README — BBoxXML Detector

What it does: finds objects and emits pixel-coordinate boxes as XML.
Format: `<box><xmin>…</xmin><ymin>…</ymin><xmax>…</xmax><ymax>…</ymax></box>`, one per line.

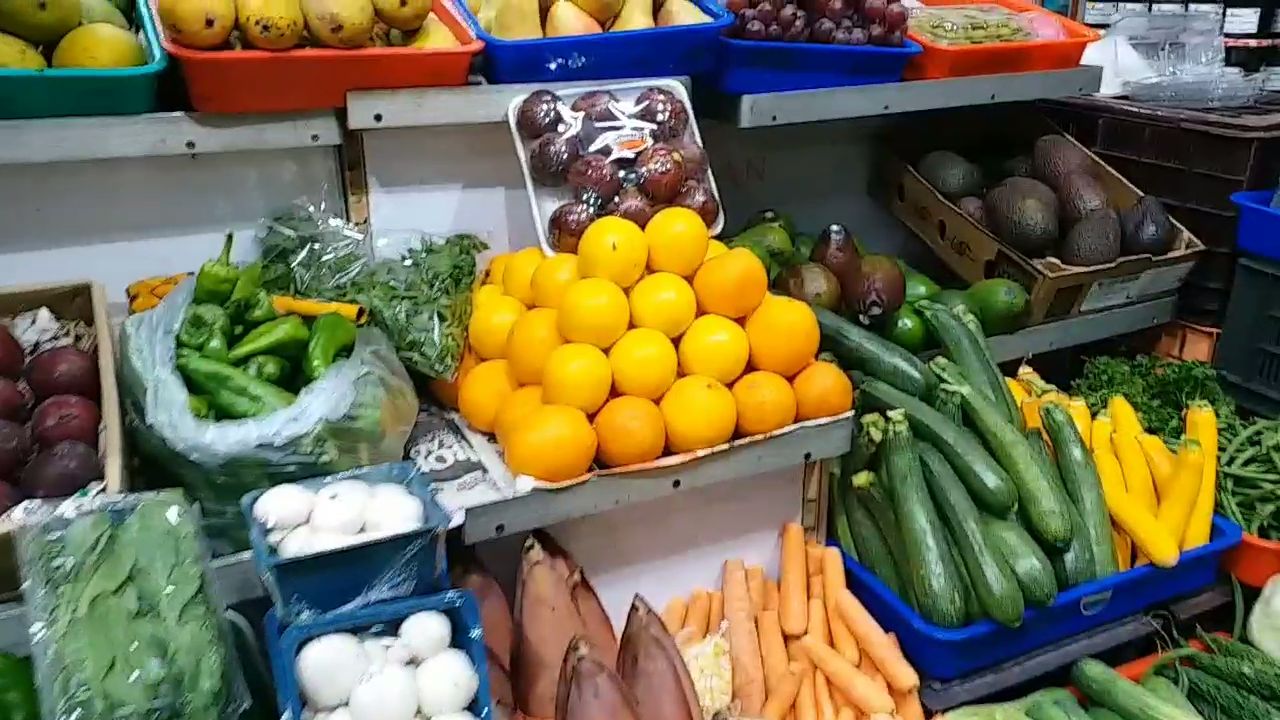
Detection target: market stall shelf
<box><xmin>984</xmin><ymin>295</ymin><xmax>1176</xmax><ymax>363</ymax></box>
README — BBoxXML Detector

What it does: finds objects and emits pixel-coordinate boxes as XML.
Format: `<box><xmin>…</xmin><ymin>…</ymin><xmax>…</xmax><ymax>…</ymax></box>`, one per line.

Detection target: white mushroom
<box><xmin>348</xmin><ymin>664</ymin><xmax>418</xmax><ymax>720</ymax></box>
<box><xmin>277</xmin><ymin>526</ymin><xmax>316</xmax><ymax>559</ymax></box>
<box><xmin>415</xmin><ymin>648</ymin><xmax>478</xmax><ymax>716</ymax></box>
<box><xmin>311</xmin><ymin>483</ymin><xmax>370</xmax><ymax>535</ymax></box>
<box><xmin>398</xmin><ymin>610</ymin><xmax>451</xmax><ymax>662</ymax></box>
<box><xmin>363</xmin><ymin>485</ymin><xmax>425</xmax><ymax>535</ymax></box>
<box><xmin>253</xmin><ymin>484</ymin><xmax>315</xmax><ymax>531</ymax></box>
<box><xmin>295</xmin><ymin>633</ymin><xmax>369</xmax><ymax>710</ymax></box>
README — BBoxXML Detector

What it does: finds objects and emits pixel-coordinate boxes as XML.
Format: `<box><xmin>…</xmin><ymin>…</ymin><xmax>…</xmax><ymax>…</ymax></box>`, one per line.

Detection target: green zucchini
<box><xmin>932</xmin><ymin>357</ymin><xmax>1072</xmax><ymax>549</ymax></box>
<box><xmin>855</xmin><ymin>462</ymin><xmax>917</xmax><ymax>610</ymax></box>
<box><xmin>1026</xmin><ymin>700</ymin><xmax>1074</xmax><ymax>720</ymax></box>
<box><xmin>981</xmin><ymin>515</ymin><xmax>1058</xmax><ymax>607</ymax></box>
<box><xmin>1042</xmin><ymin>404</ymin><xmax>1118</xmax><ymax>577</ymax></box>
<box><xmin>1139</xmin><ymin>674</ymin><xmax>1202</xmax><ymax>717</ymax></box>
<box><xmin>847</xmin><ymin>413</ymin><xmax>886</xmax><ymax>474</ymax></box>
<box><xmin>954</xmin><ymin>304</ymin><xmax>1024</xmax><ymax>430</ymax></box>
<box><xmin>1176</xmin><ymin>667</ymin><xmax>1275</xmax><ymax>720</ymax></box>
<box><xmin>935</xmin><ymin>383</ymin><xmax>964</xmax><ymax>426</ymax></box>
<box><xmin>941</xmin><ymin>522</ymin><xmax>983</xmax><ymax>622</ymax></box>
<box><xmin>845</xmin><ymin>471</ymin><xmax>907</xmax><ymax>599</ymax></box>
<box><xmin>1072</xmin><ymin>658</ymin><xmax>1202</xmax><ymax>720</ymax></box>
<box><xmin>917</xmin><ymin>440</ymin><xmax>1025</xmax><ymax>627</ymax></box>
<box><xmin>1026</xmin><ymin>429</ymin><xmax>1096</xmax><ymax>588</ymax></box>
<box><xmin>830</xmin><ymin>460</ymin><xmax>858</xmax><ymax>561</ymax></box>
<box><xmin>856</xmin><ymin>375</ymin><xmax>1018</xmax><ymax>515</ymax></box>
<box><xmin>1086</xmin><ymin>708</ymin><xmax>1125</xmax><ymax>720</ymax></box>
<box><xmin>815</xmin><ymin>305</ymin><xmax>937</xmax><ymax>398</ymax></box>
<box><xmin>918</xmin><ymin>300</ymin><xmax>1021</xmax><ymax>427</ymax></box>
<box><xmin>881</xmin><ymin>409</ymin><xmax>967</xmax><ymax>628</ymax></box>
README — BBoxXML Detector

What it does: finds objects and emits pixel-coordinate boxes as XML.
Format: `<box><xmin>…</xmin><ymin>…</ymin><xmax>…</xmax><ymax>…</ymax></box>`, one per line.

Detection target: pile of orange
<box><xmin>441</xmin><ymin>207</ymin><xmax>854</xmax><ymax>483</ymax></box>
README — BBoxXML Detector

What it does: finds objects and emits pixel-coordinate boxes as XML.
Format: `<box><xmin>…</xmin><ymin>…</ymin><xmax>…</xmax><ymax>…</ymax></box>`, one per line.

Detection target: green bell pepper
<box><xmin>242</xmin><ymin>355</ymin><xmax>291</xmax><ymax>386</ymax></box>
<box><xmin>177</xmin><ymin>304</ymin><xmax>231</xmax><ymax>362</ymax></box>
<box><xmin>304</xmin><ymin>313</ymin><xmax>358</xmax><ymax>381</ymax></box>
<box><xmin>177</xmin><ymin>353</ymin><xmax>296</xmax><ymax>419</ymax></box>
<box><xmin>0</xmin><ymin>654</ymin><xmax>40</xmax><ymax>720</ymax></box>
<box><xmin>227</xmin><ymin>315</ymin><xmax>310</xmax><ymax>363</ymax></box>
<box><xmin>194</xmin><ymin>232</ymin><xmax>239</xmax><ymax>305</ymax></box>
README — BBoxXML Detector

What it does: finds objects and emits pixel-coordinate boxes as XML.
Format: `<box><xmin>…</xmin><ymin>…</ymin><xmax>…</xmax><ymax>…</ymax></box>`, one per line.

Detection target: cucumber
<box><xmin>932</xmin><ymin>357</ymin><xmax>1073</xmax><ymax>549</ymax></box>
<box><xmin>1027</xmin><ymin>429</ymin><xmax>1096</xmax><ymax>588</ymax></box>
<box><xmin>1072</xmin><ymin>659</ymin><xmax>1202</xmax><ymax>720</ymax></box>
<box><xmin>1026</xmin><ymin>700</ymin><xmax>1074</xmax><ymax>720</ymax></box>
<box><xmin>881</xmin><ymin>409</ymin><xmax>967</xmax><ymax>628</ymax></box>
<box><xmin>981</xmin><ymin>515</ymin><xmax>1058</xmax><ymax>607</ymax></box>
<box><xmin>856</xmin><ymin>375</ymin><xmax>1018</xmax><ymax>516</ymax></box>
<box><xmin>1042</xmin><ymin>404</ymin><xmax>1118</xmax><ymax>578</ymax></box>
<box><xmin>856</xmin><ymin>462</ymin><xmax>917</xmax><ymax>610</ymax></box>
<box><xmin>917</xmin><ymin>441</ymin><xmax>1025</xmax><ymax>627</ymax></box>
<box><xmin>918</xmin><ymin>300</ymin><xmax>1021</xmax><ymax>427</ymax></box>
<box><xmin>815</xmin><ymin>305</ymin><xmax>937</xmax><ymax>398</ymax></box>
<box><xmin>845</xmin><ymin>471</ymin><xmax>907</xmax><ymax>599</ymax></box>
<box><xmin>1139</xmin><ymin>675</ymin><xmax>1202</xmax><ymax>717</ymax></box>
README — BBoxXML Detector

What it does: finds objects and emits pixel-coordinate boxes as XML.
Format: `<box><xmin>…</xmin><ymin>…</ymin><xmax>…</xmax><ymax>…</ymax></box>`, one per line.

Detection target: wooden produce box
<box><xmin>0</xmin><ymin>280</ymin><xmax>124</xmax><ymax>598</ymax></box>
<box><xmin>881</xmin><ymin>113</ymin><xmax>1205</xmax><ymax>324</ymax></box>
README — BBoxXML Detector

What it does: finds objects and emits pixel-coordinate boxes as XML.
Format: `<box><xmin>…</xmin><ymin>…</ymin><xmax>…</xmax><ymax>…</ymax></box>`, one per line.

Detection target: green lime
<box><xmin>885</xmin><ymin>305</ymin><xmax>930</xmax><ymax>354</ymax></box>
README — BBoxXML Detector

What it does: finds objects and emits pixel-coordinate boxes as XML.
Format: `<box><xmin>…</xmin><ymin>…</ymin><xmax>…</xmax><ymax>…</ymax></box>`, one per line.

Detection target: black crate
<box><xmin>1216</xmin><ymin>256</ymin><xmax>1280</xmax><ymax>416</ymax></box>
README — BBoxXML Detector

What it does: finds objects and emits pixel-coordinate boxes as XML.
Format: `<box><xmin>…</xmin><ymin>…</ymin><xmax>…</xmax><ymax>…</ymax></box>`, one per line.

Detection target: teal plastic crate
<box><xmin>0</xmin><ymin>0</ymin><xmax>167</xmax><ymax>119</ymax></box>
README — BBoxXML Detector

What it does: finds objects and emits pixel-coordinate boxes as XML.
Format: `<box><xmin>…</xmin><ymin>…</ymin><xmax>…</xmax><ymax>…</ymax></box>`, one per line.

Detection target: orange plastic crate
<box><xmin>1225</xmin><ymin>532</ymin><xmax>1280</xmax><ymax>588</ymax></box>
<box><xmin>155</xmin><ymin>0</ymin><xmax>482</xmax><ymax>114</ymax></box>
<box><xmin>904</xmin><ymin>0</ymin><xmax>1099</xmax><ymax>80</ymax></box>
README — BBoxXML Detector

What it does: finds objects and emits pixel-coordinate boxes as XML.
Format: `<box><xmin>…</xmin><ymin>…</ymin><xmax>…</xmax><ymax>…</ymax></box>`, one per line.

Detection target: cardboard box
<box><xmin>882</xmin><ymin>114</ymin><xmax>1204</xmax><ymax>324</ymax></box>
<box><xmin>0</xmin><ymin>280</ymin><xmax>123</xmax><ymax>599</ymax></box>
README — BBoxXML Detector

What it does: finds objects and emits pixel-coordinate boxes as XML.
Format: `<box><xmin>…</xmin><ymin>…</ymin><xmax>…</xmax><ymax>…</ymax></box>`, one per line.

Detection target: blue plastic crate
<box><xmin>266</xmin><ymin>591</ymin><xmax>494</xmax><ymax>719</ymax></box>
<box><xmin>714</xmin><ymin>35</ymin><xmax>921</xmax><ymax>95</ymax></box>
<box><xmin>242</xmin><ymin>461</ymin><xmax>451</xmax><ymax>624</ymax></box>
<box><xmin>1231</xmin><ymin>190</ymin><xmax>1280</xmax><ymax>262</ymax></box>
<box><xmin>0</xmin><ymin>0</ymin><xmax>168</xmax><ymax>119</ymax></box>
<box><xmin>458</xmin><ymin>0</ymin><xmax>732</xmax><ymax>83</ymax></box>
<box><xmin>838</xmin><ymin>515</ymin><xmax>1242</xmax><ymax>681</ymax></box>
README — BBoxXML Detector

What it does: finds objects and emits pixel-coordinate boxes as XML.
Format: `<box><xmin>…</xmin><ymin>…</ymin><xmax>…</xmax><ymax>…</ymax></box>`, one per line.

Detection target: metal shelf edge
<box><xmin>986</xmin><ymin>295</ymin><xmax>1177</xmax><ymax>363</ymax></box>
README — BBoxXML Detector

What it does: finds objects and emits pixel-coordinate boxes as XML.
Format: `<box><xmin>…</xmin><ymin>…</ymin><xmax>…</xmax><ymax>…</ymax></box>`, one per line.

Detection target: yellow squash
<box><xmin>1154</xmin><ymin>438</ymin><xmax>1204</xmax><ymax>548</ymax></box>
<box><xmin>1114</xmin><ymin>432</ymin><xmax>1157</xmax><ymax>515</ymax></box>
<box><xmin>1067</xmin><ymin>397</ymin><xmax>1092</xmax><ymax>449</ymax></box>
<box><xmin>1092</xmin><ymin>413</ymin><xmax>1113</xmax><ymax>456</ymax></box>
<box><xmin>1138</xmin><ymin>433</ymin><xmax>1177</xmax><ymax>501</ymax></box>
<box><xmin>1183</xmin><ymin>402</ymin><xmax>1218</xmax><ymax>550</ymax></box>
<box><xmin>1108</xmin><ymin>395</ymin><xmax>1143</xmax><ymax>436</ymax></box>
<box><xmin>1107</xmin><ymin>499</ymin><xmax>1178</xmax><ymax>568</ymax></box>
<box><xmin>1093</xmin><ymin>443</ymin><xmax>1127</xmax><ymax>505</ymax></box>
<box><xmin>1112</xmin><ymin>526</ymin><xmax>1131</xmax><ymax>572</ymax></box>
<box><xmin>1006</xmin><ymin>377</ymin><xmax>1029</xmax><ymax>406</ymax></box>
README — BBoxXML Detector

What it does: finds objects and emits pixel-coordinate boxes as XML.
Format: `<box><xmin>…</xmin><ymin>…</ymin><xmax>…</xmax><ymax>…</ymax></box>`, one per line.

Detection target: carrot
<box><xmin>807</xmin><ymin>544</ymin><xmax>824</xmax><ymax>576</ymax></box>
<box><xmin>834</xmin><ymin>588</ymin><xmax>919</xmax><ymax>693</ymax></box>
<box><xmin>765</xmin><ymin>579</ymin><xmax>780</xmax><ymax>611</ymax></box>
<box><xmin>748</xmin><ymin>565</ymin><xmax>766</xmax><ymax>613</ymax></box>
<box><xmin>762</xmin><ymin>662</ymin><xmax>805</xmax><ymax>720</ymax></box>
<box><xmin>809</xmin><ymin>575</ymin><xmax>825</xmax><ymax>599</ymax></box>
<box><xmin>780</xmin><ymin>523</ymin><xmax>809</xmax><ymax>637</ymax></box>
<box><xmin>887</xmin><ymin>634</ymin><xmax>925</xmax><ymax>720</ymax></box>
<box><xmin>809</xmin><ymin>598</ymin><xmax>830</xmax><ymax>645</ymax></box>
<box><xmin>788</xmin><ymin>638</ymin><xmax>811</xmax><ymax>670</ymax></box>
<box><xmin>795</xmin><ymin>666</ymin><xmax>818</xmax><ymax>720</ymax></box>
<box><xmin>758</xmin><ymin>609</ymin><xmax>790</xmax><ymax>693</ymax></box>
<box><xmin>725</xmin><ymin>559</ymin><xmax>767</xmax><ymax>715</ymax></box>
<box><xmin>815</xmin><ymin>670</ymin><xmax>838</xmax><ymax>720</ymax></box>
<box><xmin>662</xmin><ymin>596</ymin><xmax>688</xmax><ymax>635</ymax></box>
<box><xmin>709</xmin><ymin>591</ymin><xmax>724</xmax><ymax>633</ymax></box>
<box><xmin>683</xmin><ymin>589</ymin><xmax>711</xmax><ymax>641</ymax></box>
<box><xmin>837</xmin><ymin>709</ymin><xmax>855</xmax><ymax>720</ymax></box>
<box><xmin>859</xmin><ymin>647</ymin><xmax>888</xmax><ymax>695</ymax></box>
<box><xmin>822</xmin><ymin>547</ymin><xmax>860</xmax><ymax>663</ymax></box>
<box><xmin>797</xmin><ymin>635</ymin><xmax>895</xmax><ymax>715</ymax></box>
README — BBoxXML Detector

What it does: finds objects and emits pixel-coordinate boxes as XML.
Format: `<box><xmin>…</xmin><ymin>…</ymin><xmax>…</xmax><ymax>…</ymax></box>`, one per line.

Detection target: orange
<box><xmin>577</xmin><ymin>216</ymin><xmax>648</xmax><ymax>288</ymax></box>
<box><xmin>608</xmin><ymin>328</ymin><xmax>678</xmax><ymax>400</ymax></box>
<box><xmin>472</xmin><ymin>283</ymin><xmax>504</xmax><ymax>310</ymax></box>
<box><xmin>744</xmin><ymin>294</ymin><xmax>820</xmax><ymax>377</ymax></box>
<box><xmin>593</xmin><ymin>396</ymin><xmax>666</xmax><ymax>467</ymax></box>
<box><xmin>692</xmin><ymin>247</ymin><xmax>767</xmax><ymax>319</ymax></box>
<box><xmin>458</xmin><ymin>359</ymin><xmax>518</xmax><ymax>433</ymax></box>
<box><xmin>506</xmin><ymin>308</ymin><xmax>563</xmax><ymax>385</ymax></box>
<box><xmin>660</xmin><ymin>375</ymin><xmax>736</xmax><ymax>453</ymax></box>
<box><xmin>645</xmin><ymin>207</ymin><xmax>709</xmax><ymax>277</ymax></box>
<box><xmin>703</xmin><ymin>238</ymin><xmax>728</xmax><ymax>263</ymax></box>
<box><xmin>732</xmin><ymin>371</ymin><xmax>797</xmax><ymax>437</ymax></box>
<box><xmin>793</xmin><ymin>361</ymin><xmax>854</xmax><ymax>421</ymax></box>
<box><xmin>502</xmin><ymin>247</ymin><xmax>544</xmax><ymax>306</ymax></box>
<box><xmin>468</xmin><ymin>294</ymin><xmax>525</xmax><ymax>359</ymax></box>
<box><xmin>485</xmin><ymin>253</ymin><xmax>511</xmax><ymax>286</ymax></box>
<box><xmin>557</xmin><ymin>277</ymin><xmax>630</xmax><ymax>349</ymax></box>
<box><xmin>530</xmin><ymin>253</ymin><xmax>580</xmax><ymax>309</ymax></box>
<box><xmin>504</xmin><ymin>404</ymin><xmax>597</xmax><ymax>483</ymax></box>
<box><xmin>677</xmin><ymin>315</ymin><xmax>749</xmax><ymax>385</ymax></box>
<box><xmin>427</xmin><ymin>346</ymin><xmax>478</xmax><ymax>409</ymax></box>
<box><xmin>628</xmin><ymin>272</ymin><xmax>696</xmax><ymax>339</ymax></box>
<box><xmin>542</xmin><ymin>343</ymin><xmax>612</xmax><ymax>414</ymax></box>
<box><xmin>494</xmin><ymin>385</ymin><xmax>543</xmax><ymax>447</ymax></box>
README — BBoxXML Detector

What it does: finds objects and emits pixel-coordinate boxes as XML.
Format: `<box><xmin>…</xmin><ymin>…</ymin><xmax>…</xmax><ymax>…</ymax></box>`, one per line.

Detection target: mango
<box><xmin>490</xmin><ymin>0</ymin><xmax>540</xmax><ymax>38</ymax></box>
<box><xmin>237</xmin><ymin>0</ymin><xmax>304</xmax><ymax>49</ymax></box>
<box><xmin>301</xmin><ymin>0</ymin><xmax>374</xmax><ymax>47</ymax></box>
<box><xmin>371</xmin><ymin>0</ymin><xmax>428</xmax><ymax>31</ymax></box>
<box><xmin>0</xmin><ymin>30</ymin><xmax>45</xmax><ymax>68</ymax></box>
<box><xmin>79</xmin><ymin>0</ymin><xmax>128</xmax><ymax>28</ymax></box>
<box><xmin>157</xmin><ymin>0</ymin><xmax>234</xmax><ymax>48</ymax></box>
<box><xmin>0</xmin><ymin>0</ymin><xmax>79</xmax><ymax>45</ymax></box>
<box><xmin>406</xmin><ymin>10</ymin><xmax>457</xmax><ymax>46</ymax></box>
<box><xmin>51</xmin><ymin>22</ymin><xmax>143</xmax><ymax>66</ymax></box>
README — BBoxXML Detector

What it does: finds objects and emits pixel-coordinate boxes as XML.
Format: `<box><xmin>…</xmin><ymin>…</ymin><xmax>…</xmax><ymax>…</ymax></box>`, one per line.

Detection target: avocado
<box><xmin>1120</xmin><ymin>196</ymin><xmax>1176</xmax><ymax>256</ymax></box>
<box><xmin>984</xmin><ymin>177</ymin><xmax>1060</xmax><ymax>257</ymax></box>
<box><xmin>1032</xmin><ymin>135</ymin><xmax>1091</xmax><ymax>191</ymax></box>
<box><xmin>1002</xmin><ymin>155</ymin><xmax>1034</xmax><ymax>178</ymax></box>
<box><xmin>917</xmin><ymin>150</ymin><xmax>984</xmax><ymax>200</ymax></box>
<box><xmin>1060</xmin><ymin>208</ymin><xmax>1121</xmax><ymax>267</ymax></box>
<box><xmin>966</xmin><ymin>278</ymin><xmax>1029</xmax><ymax>335</ymax></box>
<box><xmin>745</xmin><ymin>208</ymin><xmax>796</xmax><ymax>239</ymax></box>
<box><xmin>1057</xmin><ymin>172</ymin><xmax>1109</xmax><ymax>225</ymax></box>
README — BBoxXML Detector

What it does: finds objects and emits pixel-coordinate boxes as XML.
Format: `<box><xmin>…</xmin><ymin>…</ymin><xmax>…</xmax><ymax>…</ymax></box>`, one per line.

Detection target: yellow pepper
<box><xmin>1114</xmin><ymin>432</ymin><xmax>1157</xmax><ymax>515</ymax></box>
<box><xmin>271</xmin><ymin>296</ymin><xmax>370</xmax><ymax>325</ymax></box>
<box><xmin>1183</xmin><ymin>402</ymin><xmax>1218</xmax><ymax>550</ymax></box>
<box><xmin>1109</xmin><ymin>395</ymin><xmax>1143</xmax><ymax>436</ymax></box>
<box><xmin>1155</xmin><ymin>438</ymin><xmax>1204</xmax><ymax>549</ymax></box>
<box><xmin>126</xmin><ymin>276</ymin><xmax>161</xmax><ymax>298</ymax></box>
<box><xmin>1138</xmin><ymin>433</ymin><xmax>1177</xmax><ymax>501</ymax></box>
<box><xmin>1092</xmin><ymin>413</ymin><xmax>1114</xmax><ymax>457</ymax></box>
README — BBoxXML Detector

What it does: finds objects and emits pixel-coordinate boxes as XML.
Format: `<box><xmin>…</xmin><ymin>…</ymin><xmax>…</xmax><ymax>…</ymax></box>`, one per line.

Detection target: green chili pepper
<box><xmin>177</xmin><ymin>353</ymin><xmax>296</xmax><ymax>419</ymax></box>
<box><xmin>194</xmin><ymin>231</ymin><xmax>240</xmax><ymax>305</ymax></box>
<box><xmin>243</xmin><ymin>355</ymin><xmax>291</xmax><ymax>385</ymax></box>
<box><xmin>227</xmin><ymin>315</ymin><xmax>310</xmax><ymax>363</ymax></box>
<box><xmin>188</xmin><ymin>394</ymin><xmax>213</xmax><ymax>419</ymax></box>
<box><xmin>228</xmin><ymin>289</ymin><xmax>278</xmax><ymax>329</ymax></box>
<box><xmin>304</xmin><ymin>313</ymin><xmax>358</xmax><ymax>381</ymax></box>
<box><xmin>177</xmin><ymin>304</ymin><xmax>231</xmax><ymax>362</ymax></box>
<box><xmin>0</xmin><ymin>654</ymin><xmax>40</xmax><ymax>720</ymax></box>
<box><xmin>230</xmin><ymin>261</ymin><xmax>262</xmax><ymax>302</ymax></box>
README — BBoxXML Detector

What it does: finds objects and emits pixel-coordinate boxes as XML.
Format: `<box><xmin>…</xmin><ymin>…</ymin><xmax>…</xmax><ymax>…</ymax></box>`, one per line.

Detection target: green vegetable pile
<box><xmin>1149</xmin><ymin>632</ymin><xmax>1280</xmax><ymax>720</ymax></box>
<box><xmin>1217</xmin><ymin>418</ymin><xmax>1280</xmax><ymax>540</ymax></box>
<box><xmin>16</xmin><ymin>491</ymin><xmax>245</xmax><ymax>720</ymax></box>
<box><xmin>0</xmin><ymin>653</ymin><xmax>40</xmax><ymax>720</ymax></box>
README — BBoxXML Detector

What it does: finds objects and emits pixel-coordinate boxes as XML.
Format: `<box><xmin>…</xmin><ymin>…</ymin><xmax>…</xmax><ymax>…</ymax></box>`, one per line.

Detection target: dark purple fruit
<box><xmin>26</xmin><ymin>347</ymin><xmax>98</xmax><ymax>403</ymax></box>
<box><xmin>884</xmin><ymin>28</ymin><xmax>903</xmax><ymax>45</ymax></box>
<box><xmin>837</xmin><ymin>15</ymin><xmax>853</xmax><ymax>28</ymax></box>
<box><xmin>570</xmin><ymin>90</ymin><xmax>619</xmax><ymax>123</ymax></box>
<box><xmin>832</xmin><ymin>27</ymin><xmax>851</xmax><ymax>42</ymax></box>
<box><xmin>883</xmin><ymin>1</ymin><xmax>907</xmax><ymax>29</ymax></box>
<box><xmin>755</xmin><ymin>1</ymin><xmax>777</xmax><ymax>24</ymax></box>
<box><xmin>0</xmin><ymin>481</ymin><xmax>20</xmax><ymax>516</ymax></box>
<box><xmin>812</xmin><ymin>223</ymin><xmax>861</xmax><ymax>282</ymax></box>
<box><xmin>743</xmin><ymin>18</ymin><xmax>766</xmax><ymax>37</ymax></box>
<box><xmin>608</xmin><ymin>187</ymin><xmax>659</xmax><ymax>228</ymax></box>
<box><xmin>766</xmin><ymin>22</ymin><xmax>783</xmax><ymax>39</ymax></box>
<box><xmin>635</xmin><ymin>87</ymin><xmax>689</xmax><ymax>142</ymax></box>
<box><xmin>777</xmin><ymin>3</ymin><xmax>797</xmax><ymax>26</ymax></box>
<box><xmin>736</xmin><ymin>5</ymin><xmax>757</xmax><ymax>31</ymax></box>
<box><xmin>635</xmin><ymin>144</ymin><xmax>686</xmax><ymax>204</ymax></box>
<box><xmin>673</xmin><ymin>181</ymin><xmax>720</xmax><ymax>227</ymax></box>
<box><xmin>515</xmin><ymin>90</ymin><xmax>564</xmax><ymax>140</ymax></box>
<box><xmin>862</xmin><ymin>0</ymin><xmax>886</xmax><ymax>21</ymax></box>
<box><xmin>529</xmin><ymin>133</ymin><xmax>581</xmax><ymax>187</ymax></box>
<box><xmin>568</xmin><ymin>155</ymin><xmax>621</xmax><ymax>205</ymax></box>
<box><xmin>0</xmin><ymin>378</ymin><xmax>27</xmax><ymax>422</ymax></box>
<box><xmin>549</xmin><ymin>202</ymin><xmax>596</xmax><ymax>253</ymax></box>
<box><xmin>20</xmin><ymin>439</ymin><xmax>100</xmax><ymax>499</ymax></box>
<box><xmin>867</xmin><ymin>22</ymin><xmax>886</xmax><ymax>44</ymax></box>
<box><xmin>0</xmin><ymin>327</ymin><xmax>21</xmax><ymax>380</ymax></box>
<box><xmin>783</xmin><ymin>18</ymin><xmax>808</xmax><ymax>40</ymax></box>
<box><xmin>823</xmin><ymin>0</ymin><xmax>846</xmax><ymax>19</ymax></box>
<box><xmin>669</xmin><ymin>138</ymin><xmax>708</xmax><ymax>179</ymax></box>
<box><xmin>843</xmin><ymin>254</ymin><xmax>906</xmax><ymax>325</ymax></box>
<box><xmin>0</xmin><ymin>420</ymin><xmax>29</xmax><ymax>480</ymax></box>
<box><xmin>848</xmin><ymin>26</ymin><xmax>868</xmax><ymax>43</ymax></box>
<box><xmin>812</xmin><ymin>16</ymin><xmax>836</xmax><ymax>41</ymax></box>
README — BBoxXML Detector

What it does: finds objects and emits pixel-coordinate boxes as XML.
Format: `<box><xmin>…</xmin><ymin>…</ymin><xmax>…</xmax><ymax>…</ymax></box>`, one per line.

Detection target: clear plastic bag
<box><xmin>11</xmin><ymin>490</ymin><xmax>251</xmax><ymax>720</ymax></box>
<box><xmin>119</xmin><ymin>280</ymin><xmax>419</xmax><ymax>554</ymax></box>
<box><xmin>908</xmin><ymin>4</ymin><xmax>1036</xmax><ymax>44</ymax></box>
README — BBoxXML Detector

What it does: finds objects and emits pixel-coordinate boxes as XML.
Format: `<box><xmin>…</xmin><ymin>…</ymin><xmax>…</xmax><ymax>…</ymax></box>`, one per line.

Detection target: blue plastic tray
<box><xmin>1231</xmin><ymin>190</ymin><xmax>1280</xmax><ymax>262</ymax></box>
<box><xmin>242</xmin><ymin>461</ymin><xmax>451</xmax><ymax>624</ymax></box>
<box><xmin>0</xmin><ymin>0</ymin><xmax>168</xmax><ymax>119</ymax></box>
<box><xmin>266</xmin><ymin>591</ymin><xmax>494</xmax><ymax>719</ymax></box>
<box><xmin>458</xmin><ymin>0</ymin><xmax>732</xmax><ymax>83</ymax></box>
<box><xmin>714</xmin><ymin>35</ymin><xmax>921</xmax><ymax>95</ymax></box>
<box><xmin>838</xmin><ymin>515</ymin><xmax>1242</xmax><ymax>681</ymax></box>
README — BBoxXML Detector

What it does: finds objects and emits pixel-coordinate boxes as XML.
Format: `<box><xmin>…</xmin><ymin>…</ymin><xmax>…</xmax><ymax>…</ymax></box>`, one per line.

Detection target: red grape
<box><xmin>862</xmin><ymin>0</ymin><xmax>886</xmax><ymax>22</ymax></box>
<box><xmin>823</xmin><ymin>0</ymin><xmax>846</xmax><ymax>19</ymax></box>
<box><xmin>812</xmin><ymin>16</ymin><xmax>837</xmax><ymax>41</ymax></box>
<box><xmin>838</xmin><ymin>15</ymin><xmax>854</xmax><ymax>29</ymax></box>
<box><xmin>778</xmin><ymin>3</ymin><xmax>798</xmax><ymax>26</ymax></box>
<box><xmin>766</xmin><ymin>21</ymin><xmax>784</xmax><ymax>38</ymax></box>
<box><xmin>832</xmin><ymin>27</ymin><xmax>852</xmax><ymax>42</ymax></box>
<box><xmin>756</xmin><ymin>2</ymin><xmax>778</xmax><ymax>25</ymax></box>
<box><xmin>867</xmin><ymin>21</ymin><xmax>886</xmax><ymax>43</ymax></box>
<box><xmin>885</xmin><ymin>28</ymin><xmax>904</xmax><ymax>45</ymax></box>
<box><xmin>743</xmin><ymin>18</ymin><xmax>767</xmax><ymax>38</ymax></box>
<box><xmin>782</xmin><ymin>19</ymin><xmax>808</xmax><ymax>40</ymax></box>
<box><xmin>849</xmin><ymin>26</ymin><xmax>869</xmax><ymax>43</ymax></box>
<box><xmin>883</xmin><ymin>1</ymin><xmax>908</xmax><ymax>30</ymax></box>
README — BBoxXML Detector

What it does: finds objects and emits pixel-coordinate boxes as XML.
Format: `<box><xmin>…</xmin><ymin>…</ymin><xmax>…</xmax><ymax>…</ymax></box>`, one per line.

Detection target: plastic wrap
<box><xmin>242</xmin><ymin>461</ymin><xmax>451</xmax><ymax>622</ymax></box>
<box><xmin>119</xmin><ymin>280</ymin><xmax>419</xmax><ymax>554</ymax></box>
<box><xmin>11</xmin><ymin>490</ymin><xmax>250</xmax><ymax>720</ymax></box>
<box><xmin>908</xmin><ymin>5</ymin><xmax>1037</xmax><ymax>44</ymax></box>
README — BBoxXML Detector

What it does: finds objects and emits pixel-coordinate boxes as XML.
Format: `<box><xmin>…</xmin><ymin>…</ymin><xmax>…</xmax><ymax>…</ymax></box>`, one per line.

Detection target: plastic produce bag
<box><xmin>119</xmin><ymin>280</ymin><xmax>419</xmax><ymax>554</ymax></box>
<box><xmin>10</xmin><ymin>490</ymin><xmax>250</xmax><ymax>720</ymax></box>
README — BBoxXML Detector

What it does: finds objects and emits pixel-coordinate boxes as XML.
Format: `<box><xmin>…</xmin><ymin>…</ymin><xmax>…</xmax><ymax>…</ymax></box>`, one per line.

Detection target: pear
<box><xmin>655</xmin><ymin>0</ymin><xmax>708</xmax><ymax>25</ymax></box>
<box><xmin>568</xmin><ymin>0</ymin><xmax>618</xmax><ymax>24</ymax></box>
<box><xmin>608</xmin><ymin>0</ymin><xmax>650</xmax><ymax>31</ymax></box>
<box><xmin>491</xmin><ymin>0</ymin><xmax>541</xmax><ymax>38</ymax></box>
<box><xmin>408</xmin><ymin>10</ymin><xmax>459</xmax><ymax>46</ymax></box>
<box><xmin>544</xmin><ymin>0</ymin><xmax>600</xmax><ymax>35</ymax></box>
